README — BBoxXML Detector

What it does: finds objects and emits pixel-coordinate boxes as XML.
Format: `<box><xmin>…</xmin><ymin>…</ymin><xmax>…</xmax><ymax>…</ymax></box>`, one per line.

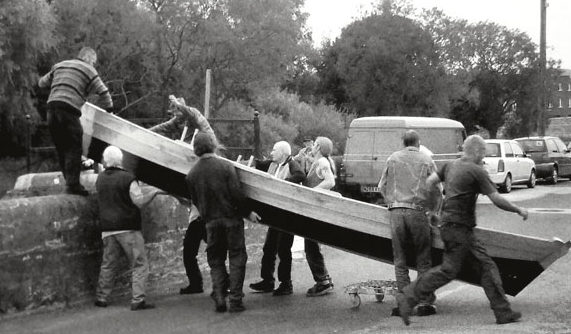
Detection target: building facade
<box><xmin>548</xmin><ymin>69</ymin><xmax>571</xmax><ymax>118</ymax></box>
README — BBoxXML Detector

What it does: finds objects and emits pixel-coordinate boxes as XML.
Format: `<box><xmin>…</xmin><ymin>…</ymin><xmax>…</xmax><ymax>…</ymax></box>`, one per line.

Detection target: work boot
<box><xmin>496</xmin><ymin>310</ymin><xmax>522</xmax><ymax>324</ymax></box>
<box><xmin>249</xmin><ymin>279</ymin><xmax>274</xmax><ymax>293</ymax></box>
<box><xmin>228</xmin><ymin>300</ymin><xmax>246</xmax><ymax>313</ymax></box>
<box><xmin>396</xmin><ymin>292</ymin><xmax>413</xmax><ymax>326</ymax></box>
<box><xmin>180</xmin><ymin>285</ymin><xmax>204</xmax><ymax>294</ymax></box>
<box><xmin>65</xmin><ymin>184</ymin><xmax>89</xmax><ymax>196</ymax></box>
<box><xmin>273</xmin><ymin>281</ymin><xmax>293</xmax><ymax>296</ymax></box>
<box><xmin>417</xmin><ymin>304</ymin><xmax>437</xmax><ymax>316</ymax></box>
<box><xmin>130</xmin><ymin>300</ymin><xmax>155</xmax><ymax>311</ymax></box>
<box><xmin>210</xmin><ymin>292</ymin><xmax>227</xmax><ymax>313</ymax></box>
<box><xmin>306</xmin><ymin>282</ymin><xmax>334</xmax><ymax>297</ymax></box>
<box><xmin>94</xmin><ymin>300</ymin><xmax>108</xmax><ymax>308</ymax></box>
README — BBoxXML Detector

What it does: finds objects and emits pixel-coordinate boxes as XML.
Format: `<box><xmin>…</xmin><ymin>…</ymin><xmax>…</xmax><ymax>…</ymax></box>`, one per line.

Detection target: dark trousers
<box><xmin>390</xmin><ymin>208</ymin><xmax>435</xmax><ymax>305</ymax></box>
<box><xmin>183</xmin><ymin>218</ymin><xmax>207</xmax><ymax>287</ymax></box>
<box><xmin>260</xmin><ymin>227</ymin><xmax>294</xmax><ymax>283</ymax></box>
<box><xmin>404</xmin><ymin>223</ymin><xmax>511</xmax><ymax>313</ymax></box>
<box><xmin>304</xmin><ymin>239</ymin><xmax>331</xmax><ymax>284</ymax></box>
<box><xmin>47</xmin><ymin>102</ymin><xmax>83</xmax><ymax>188</ymax></box>
<box><xmin>205</xmin><ymin>217</ymin><xmax>247</xmax><ymax>303</ymax></box>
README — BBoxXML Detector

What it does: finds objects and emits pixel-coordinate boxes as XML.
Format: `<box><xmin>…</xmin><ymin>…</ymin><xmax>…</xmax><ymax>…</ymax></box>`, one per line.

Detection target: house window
<box><xmin>568</xmin><ymin>98</ymin><xmax>571</xmax><ymax>108</ymax></box>
<box><xmin>559</xmin><ymin>98</ymin><xmax>563</xmax><ymax>108</ymax></box>
<box><xmin>568</xmin><ymin>83</ymin><xmax>571</xmax><ymax>91</ymax></box>
<box><xmin>559</xmin><ymin>83</ymin><xmax>563</xmax><ymax>91</ymax></box>
<box><xmin>548</xmin><ymin>101</ymin><xmax>553</xmax><ymax>109</ymax></box>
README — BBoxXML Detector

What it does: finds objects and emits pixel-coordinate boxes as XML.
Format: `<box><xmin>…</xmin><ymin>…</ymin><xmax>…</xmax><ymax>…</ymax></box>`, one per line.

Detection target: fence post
<box><xmin>26</xmin><ymin>114</ymin><xmax>31</xmax><ymax>173</ymax></box>
<box><xmin>253</xmin><ymin>111</ymin><xmax>261</xmax><ymax>159</ymax></box>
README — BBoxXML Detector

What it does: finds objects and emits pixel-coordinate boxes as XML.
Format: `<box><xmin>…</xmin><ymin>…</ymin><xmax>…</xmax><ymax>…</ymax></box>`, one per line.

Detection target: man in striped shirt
<box><xmin>38</xmin><ymin>47</ymin><xmax>113</xmax><ymax>196</ymax></box>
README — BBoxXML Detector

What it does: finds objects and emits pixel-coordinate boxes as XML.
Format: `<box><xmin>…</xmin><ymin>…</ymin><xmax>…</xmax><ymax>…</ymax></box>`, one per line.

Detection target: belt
<box><xmin>387</xmin><ymin>203</ymin><xmax>426</xmax><ymax>211</ymax></box>
<box><xmin>442</xmin><ymin>222</ymin><xmax>471</xmax><ymax>229</ymax></box>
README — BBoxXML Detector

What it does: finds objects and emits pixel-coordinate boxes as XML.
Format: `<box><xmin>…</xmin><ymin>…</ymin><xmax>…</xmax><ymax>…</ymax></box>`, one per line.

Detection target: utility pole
<box><xmin>538</xmin><ymin>0</ymin><xmax>547</xmax><ymax>135</ymax></box>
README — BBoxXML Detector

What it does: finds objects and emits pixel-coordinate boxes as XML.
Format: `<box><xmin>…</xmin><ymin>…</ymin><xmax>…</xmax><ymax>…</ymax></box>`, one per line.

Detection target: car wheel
<box><xmin>499</xmin><ymin>174</ymin><xmax>512</xmax><ymax>193</ymax></box>
<box><xmin>527</xmin><ymin>170</ymin><xmax>536</xmax><ymax>188</ymax></box>
<box><xmin>549</xmin><ymin>167</ymin><xmax>558</xmax><ymax>185</ymax></box>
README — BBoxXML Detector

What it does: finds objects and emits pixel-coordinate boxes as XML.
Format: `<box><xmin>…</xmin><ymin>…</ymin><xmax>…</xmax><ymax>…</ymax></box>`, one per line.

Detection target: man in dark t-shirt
<box><xmin>395</xmin><ymin>135</ymin><xmax>529</xmax><ymax>326</ymax></box>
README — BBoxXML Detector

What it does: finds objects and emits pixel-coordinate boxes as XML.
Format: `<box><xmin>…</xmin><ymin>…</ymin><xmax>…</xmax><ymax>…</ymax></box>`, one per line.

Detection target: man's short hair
<box><xmin>102</xmin><ymin>146</ymin><xmax>123</xmax><ymax>168</ymax></box>
<box><xmin>274</xmin><ymin>141</ymin><xmax>291</xmax><ymax>156</ymax></box>
<box><xmin>193</xmin><ymin>131</ymin><xmax>217</xmax><ymax>157</ymax></box>
<box><xmin>463</xmin><ymin>134</ymin><xmax>486</xmax><ymax>157</ymax></box>
<box><xmin>402</xmin><ymin>130</ymin><xmax>420</xmax><ymax>147</ymax></box>
<box><xmin>77</xmin><ymin>47</ymin><xmax>97</xmax><ymax>65</ymax></box>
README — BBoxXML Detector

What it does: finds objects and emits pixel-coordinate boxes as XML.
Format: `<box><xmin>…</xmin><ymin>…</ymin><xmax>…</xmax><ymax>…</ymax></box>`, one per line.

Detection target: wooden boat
<box><xmin>80</xmin><ymin>102</ymin><xmax>570</xmax><ymax>296</ymax></box>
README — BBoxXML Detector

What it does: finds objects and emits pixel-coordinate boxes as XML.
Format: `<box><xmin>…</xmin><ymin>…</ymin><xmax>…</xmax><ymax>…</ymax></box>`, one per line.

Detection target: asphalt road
<box><xmin>2</xmin><ymin>181</ymin><xmax>571</xmax><ymax>334</ymax></box>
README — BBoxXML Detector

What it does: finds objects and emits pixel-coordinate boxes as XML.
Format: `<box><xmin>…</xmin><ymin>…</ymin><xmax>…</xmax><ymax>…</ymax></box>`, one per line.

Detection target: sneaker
<box><xmin>210</xmin><ymin>292</ymin><xmax>227</xmax><ymax>313</ymax></box>
<box><xmin>228</xmin><ymin>301</ymin><xmax>246</xmax><ymax>313</ymax></box>
<box><xmin>249</xmin><ymin>279</ymin><xmax>274</xmax><ymax>293</ymax></box>
<box><xmin>496</xmin><ymin>310</ymin><xmax>522</xmax><ymax>324</ymax></box>
<box><xmin>417</xmin><ymin>305</ymin><xmax>437</xmax><ymax>316</ymax></box>
<box><xmin>180</xmin><ymin>285</ymin><xmax>204</xmax><ymax>295</ymax></box>
<box><xmin>94</xmin><ymin>300</ymin><xmax>108</xmax><ymax>308</ymax></box>
<box><xmin>130</xmin><ymin>300</ymin><xmax>155</xmax><ymax>311</ymax></box>
<box><xmin>306</xmin><ymin>282</ymin><xmax>334</xmax><ymax>297</ymax></box>
<box><xmin>396</xmin><ymin>293</ymin><xmax>413</xmax><ymax>326</ymax></box>
<box><xmin>273</xmin><ymin>282</ymin><xmax>293</xmax><ymax>296</ymax></box>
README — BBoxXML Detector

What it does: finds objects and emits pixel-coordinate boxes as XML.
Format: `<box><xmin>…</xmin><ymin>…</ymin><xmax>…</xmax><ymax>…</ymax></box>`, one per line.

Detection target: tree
<box><xmin>318</xmin><ymin>12</ymin><xmax>449</xmax><ymax>117</ymax></box>
<box><xmin>0</xmin><ymin>0</ymin><xmax>59</xmax><ymax>156</ymax></box>
<box><xmin>419</xmin><ymin>9</ymin><xmax>541</xmax><ymax>137</ymax></box>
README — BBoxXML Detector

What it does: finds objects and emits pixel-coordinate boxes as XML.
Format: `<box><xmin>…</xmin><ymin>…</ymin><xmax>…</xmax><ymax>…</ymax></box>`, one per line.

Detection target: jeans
<box><xmin>404</xmin><ymin>223</ymin><xmax>510</xmax><ymax>313</ymax></box>
<box><xmin>260</xmin><ymin>227</ymin><xmax>294</xmax><ymax>283</ymax></box>
<box><xmin>96</xmin><ymin>231</ymin><xmax>149</xmax><ymax>304</ymax></box>
<box><xmin>390</xmin><ymin>208</ymin><xmax>435</xmax><ymax>305</ymax></box>
<box><xmin>183</xmin><ymin>218</ymin><xmax>207</xmax><ymax>287</ymax></box>
<box><xmin>304</xmin><ymin>239</ymin><xmax>331</xmax><ymax>284</ymax></box>
<box><xmin>47</xmin><ymin>103</ymin><xmax>83</xmax><ymax>189</ymax></box>
<box><xmin>205</xmin><ymin>217</ymin><xmax>247</xmax><ymax>303</ymax></box>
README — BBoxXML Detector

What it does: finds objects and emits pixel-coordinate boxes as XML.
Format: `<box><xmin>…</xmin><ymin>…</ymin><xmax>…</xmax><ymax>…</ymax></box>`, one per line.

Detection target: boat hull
<box><xmin>80</xmin><ymin>103</ymin><xmax>569</xmax><ymax>296</ymax></box>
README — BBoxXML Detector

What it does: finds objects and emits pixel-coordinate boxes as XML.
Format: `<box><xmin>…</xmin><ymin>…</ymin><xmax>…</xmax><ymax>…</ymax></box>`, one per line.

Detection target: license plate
<box><xmin>361</xmin><ymin>186</ymin><xmax>381</xmax><ymax>193</ymax></box>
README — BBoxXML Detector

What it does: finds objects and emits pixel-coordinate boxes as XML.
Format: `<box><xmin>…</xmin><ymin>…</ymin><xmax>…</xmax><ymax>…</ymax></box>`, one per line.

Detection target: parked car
<box><xmin>515</xmin><ymin>136</ymin><xmax>571</xmax><ymax>184</ymax></box>
<box><xmin>483</xmin><ymin>139</ymin><xmax>536</xmax><ymax>193</ymax></box>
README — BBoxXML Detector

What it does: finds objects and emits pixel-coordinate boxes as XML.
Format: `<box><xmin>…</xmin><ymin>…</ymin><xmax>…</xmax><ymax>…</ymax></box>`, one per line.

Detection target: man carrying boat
<box><xmin>303</xmin><ymin>136</ymin><xmax>337</xmax><ymax>297</ymax></box>
<box><xmin>395</xmin><ymin>135</ymin><xmax>529</xmax><ymax>326</ymax></box>
<box><xmin>379</xmin><ymin>130</ymin><xmax>441</xmax><ymax>317</ymax></box>
<box><xmin>185</xmin><ymin>132</ymin><xmax>260</xmax><ymax>313</ymax></box>
<box><xmin>249</xmin><ymin>141</ymin><xmax>306</xmax><ymax>296</ymax></box>
<box><xmin>38</xmin><ymin>46</ymin><xmax>113</xmax><ymax>196</ymax></box>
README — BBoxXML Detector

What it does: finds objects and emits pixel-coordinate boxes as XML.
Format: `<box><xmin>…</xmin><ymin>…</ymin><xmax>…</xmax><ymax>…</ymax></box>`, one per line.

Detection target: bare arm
<box><xmin>314</xmin><ymin>158</ymin><xmax>335</xmax><ymax>190</ymax></box>
<box><xmin>129</xmin><ymin>181</ymin><xmax>162</xmax><ymax>208</ymax></box>
<box><xmin>487</xmin><ymin>192</ymin><xmax>528</xmax><ymax>220</ymax></box>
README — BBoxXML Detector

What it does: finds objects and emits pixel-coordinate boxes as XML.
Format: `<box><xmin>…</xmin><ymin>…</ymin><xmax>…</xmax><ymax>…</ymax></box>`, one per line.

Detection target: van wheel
<box><xmin>548</xmin><ymin>167</ymin><xmax>558</xmax><ymax>185</ymax></box>
<box><xmin>499</xmin><ymin>174</ymin><xmax>512</xmax><ymax>193</ymax></box>
<box><xmin>527</xmin><ymin>170</ymin><xmax>536</xmax><ymax>188</ymax></box>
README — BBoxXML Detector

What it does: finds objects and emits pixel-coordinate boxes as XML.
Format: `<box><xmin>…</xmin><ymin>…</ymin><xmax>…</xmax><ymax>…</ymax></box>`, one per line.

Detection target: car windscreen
<box><xmin>485</xmin><ymin>143</ymin><xmax>501</xmax><ymax>157</ymax></box>
<box><xmin>517</xmin><ymin>140</ymin><xmax>546</xmax><ymax>153</ymax></box>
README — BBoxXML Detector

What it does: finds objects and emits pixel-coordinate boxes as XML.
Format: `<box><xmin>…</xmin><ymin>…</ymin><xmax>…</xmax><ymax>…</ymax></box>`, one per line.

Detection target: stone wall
<box><xmin>0</xmin><ymin>172</ymin><xmax>191</xmax><ymax>315</ymax></box>
<box><xmin>546</xmin><ymin>117</ymin><xmax>571</xmax><ymax>144</ymax></box>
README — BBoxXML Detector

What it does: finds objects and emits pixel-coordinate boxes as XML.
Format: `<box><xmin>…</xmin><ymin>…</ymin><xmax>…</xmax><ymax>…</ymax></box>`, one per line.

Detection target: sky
<box><xmin>304</xmin><ymin>0</ymin><xmax>571</xmax><ymax>69</ymax></box>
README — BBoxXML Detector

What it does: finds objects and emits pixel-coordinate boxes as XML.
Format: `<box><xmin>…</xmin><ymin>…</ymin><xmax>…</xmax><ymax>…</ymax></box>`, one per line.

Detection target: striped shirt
<box><xmin>38</xmin><ymin>59</ymin><xmax>113</xmax><ymax>113</ymax></box>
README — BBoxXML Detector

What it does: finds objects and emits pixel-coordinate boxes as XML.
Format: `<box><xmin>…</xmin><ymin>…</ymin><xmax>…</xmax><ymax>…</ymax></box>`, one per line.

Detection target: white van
<box><xmin>336</xmin><ymin>116</ymin><xmax>466</xmax><ymax>203</ymax></box>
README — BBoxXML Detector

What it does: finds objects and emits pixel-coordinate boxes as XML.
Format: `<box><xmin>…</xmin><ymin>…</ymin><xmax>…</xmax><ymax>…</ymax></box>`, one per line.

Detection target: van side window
<box><xmin>554</xmin><ymin>138</ymin><xmax>568</xmax><ymax>153</ymax></box>
<box><xmin>546</xmin><ymin>139</ymin><xmax>558</xmax><ymax>153</ymax></box>
<box><xmin>511</xmin><ymin>143</ymin><xmax>524</xmax><ymax>157</ymax></box>
<box><xmin>503</xmin><ymin>143</ymin><xmax>514</xmax><ymax>157</ymax></box>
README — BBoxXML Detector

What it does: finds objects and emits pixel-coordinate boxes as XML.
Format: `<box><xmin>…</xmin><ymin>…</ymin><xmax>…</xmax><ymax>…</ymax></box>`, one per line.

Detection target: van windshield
<box><xmin>517</xmin><ymin>140</ymin><xmax>546</xmax><ymax>153</ymax></box>
<box><xmin>415</xmin><ymin>128</ymin><xmax>464</xmax><ymax>154</ymax></box>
